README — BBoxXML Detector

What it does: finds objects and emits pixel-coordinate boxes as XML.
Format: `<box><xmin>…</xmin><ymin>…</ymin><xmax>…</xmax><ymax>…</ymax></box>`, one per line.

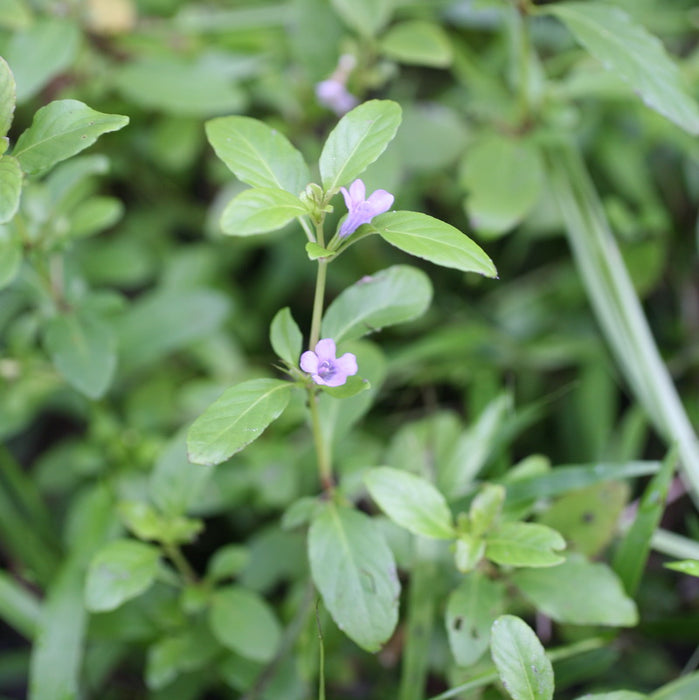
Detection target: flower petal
<box><xmin>335</xmin><ymin>352</ymin><xmax>358</xmax><ymax>377</ymax></box>
<box><xmin>366</xmin><ymin>189</ymin><xmax>394</xmax><ymax>216</ymax></box>
<box><xmin>300</xmin><ymin>351</ymin><xmax>319</xmax><ymax>373</ymax></box>
<box><xmin>314</xmin><ymin>338</ymin><xmax>337</xmax><ymax>361</ymax></box>
<box><xmin>348</xmin><ymin>179</ymin><xmax>365</xmax><ymax>203</ymax></box>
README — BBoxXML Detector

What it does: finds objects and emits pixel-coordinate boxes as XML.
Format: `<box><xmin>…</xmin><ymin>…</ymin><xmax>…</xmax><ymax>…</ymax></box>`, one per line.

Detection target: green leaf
<box><xmin>370</xmin><ymin>211</ymin><xmax>497</xmax><ymax>277</ymax></box>
<box><xmin>68</xmin><ymin>195</ymin><xmax>123</xmax><ymax>238</ymax></box>
<box><xmin>84</xmin><ymin>539</ymin><xmax>161</xmax><ymax>612</ymax></box>
<box><xmin>0</xmin><ymin>156</ymin><xmax>22</xmax><ymax>223</ymax></box>
<box><xmin>545</xmin><ymin>2</ymin><xmax>699</xmax><ymax>135</ymax></box>
<box><xmin>43</xmin><ymin>310</ymin><xmax>117</xmax><ymax>399</ymax></box>
<box><xmin>330</xmin><ymin>0</ymin><xmax>393</xmax><ymax>37</ymax></box>
<box><xmin>469</xmin><ymin>483</ymin><xmax>506</xmax><ymax>537</ymax></box>
<box><xmin>664</xmin><ymin>559</ymin><xmax>699</xmax><ymax>578</ymax></box>
<box><xmin>149</xmin><ymin>430</ymin><xmax>214</xmax><ymax>518</ymax></box>
<box><xmin>651</xmin><ymin>670</ymin><xmax>699</xmax><ymax>700</ymax></box>
<box><xmin>114</xmin><ymin>55</ymin><xmax>245</xmax><ymax>117</ymax></box>
<box><xmin>460</xmin><ymin>134</ymin><xmax>544</xmax><ymax>238</ymax></box>
<box><xmin>146</xmin><ymin>636</ymin><xmax>187</xmax><ymax>691</ymax></box>
<box><xmin>4</xmin><ymin>18</ymin><xmax>79</xmax><ymax>103</ymax></box>
<box><xmin>206</xmin><ymin>545</ymin><xmax>249</xmax><ymax>583</ymax></box>
<box><xmin>28</xmin><ymin>559</ymin><xmax>87</xmax><ymax>700</ymax></box>
<box><xmin>321</xmin><ymin>265</ymin><xmax>432</xmax><ymax>345</ymax></box>
<box><xmin>13</xmin><ymin>100</ymin><xmax>129</xmax><ymax>175</ymax></box>
<box><xmin>319</xmin><ymin>99</ymin><xmax>402</xmax><ymax>193</ymax></box>
<box><xmin>205</xmin><ymin>115</ymin><xmax>310</xmax><ymax>195</ymax></box>
<box><xmin>308</xmin><ymin>504</ymin><xmax>399</xmax><ymax>651</ymax></box>
<box><xmin>0</xmin><ymin>56</ymin><xmax>16</xmax><ymax>142</ymax></box>
<box><xmin>490</xmin><ymin>615</ymin><xmax>554</xmax><ymax>700</ymax></box>
<box><xmin>446</xmin><ymin>571</ymin><xmax>504</xmax><ymax>667</ymax></box>
<box><xmin>454</xmin><ymin>534</ymin><xmax>486</xmax><ymax>573</ymax></box>
<box><xmin>187</xmin><ymin>378</ymin><xmax>292</xmax><ymax>466</ymax></box>
<box><xmin>209</xmin><ymin>585</ymin><xmax>281</xmax><ymax>662</ymax></box>
<box><xmin>116</xmin><ymin>288</ymin><xmax>230</xmax><ymax>375</ymax></box>
<box><xmin>380</xmin><ymin>20</ymin><xmax>452</xmax><ymax>68</ymax></box>
<box><xmin>318</xmin><ymin>374</ymin><xmax>371</xmax><ymax>399</ymax></box>
<box><xmin>576</xmin><ymin>693</ymin><xmax>646</xmax><ymax>700</ymax></box>
<box><xmin>305</xmin><ymin>241</ymin><xmax>334</xmax><ymax>260</ymax></box>
<box><xmin>512</xmin><ymin>556</ymin><xmax>638</xmax><ymax>626</ymax></box>
<box><xmin>485</xmin><ymin>522</ymin><xmax>566</xmax><ymax>568</ymax></box>
<box><xmin>220</xmin><ymin>186</ymin><xmax>307</xmax><ymax>235</ymax></box>
<box><xmin>613</xmin><ymin>449</ymin><xmax>677</xmax><ymax>595</ymax></box>
<box><xmin>365</xmin><ymin>466</ymin><xmax>455</xmax><ymax>539</ymax></box>
<box><xmin>270</xmin><ymin>307</ymin><xmax>303</xmax><ymax>367</ymax></box>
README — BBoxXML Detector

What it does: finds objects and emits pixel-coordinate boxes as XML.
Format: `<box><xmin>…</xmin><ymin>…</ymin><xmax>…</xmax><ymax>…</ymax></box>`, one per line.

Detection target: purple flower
<box><xmin>315</xmin><ymin>79</ymin><xmax>358</xmax><ymax>115</ymax></box>
<box><xmin>300</xmin><ymin>338</ymin><xmax>358</xmax><ymax>387</ymax></box>
<box><xmin>339</xmin><ymin>179</ymin><xmax>394</xmax><ymax>238</ymax></box>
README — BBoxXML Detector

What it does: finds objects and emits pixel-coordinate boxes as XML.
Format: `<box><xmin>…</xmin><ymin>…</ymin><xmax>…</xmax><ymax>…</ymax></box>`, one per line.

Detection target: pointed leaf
<box><xmin>322</xmin><ymin>265</ymin><xmax>432</xmax><ymax>344</ymax></box>
<box><xmin>485</xmin><ymin>522</ymin><xmax>565</xmax><ymax>568</ymax></box>
<box><xmin>187</xmin><ymin>378</ymin><xmax>292</xmax><ymax>466</ymax></box>
<box><xmin>320</xmin><ymin>99</ymin><xmax>402</xmax><ymax>192</ymax></box>
<box><xmin>0</xmin><ymin>56</ymin><xmax>16</xmax><ymax>142</ymax></box>
<box><xmin>513</xmin><ymin>556</ymin><xmax>638</xmax><ymax>626</ymax></box>
<box><xmin>461</xmin><ymin>133</ymin><xmax>544</xmax><ymax>237</ymax></box>
<box><xmin>270</xmin><ymin>307</ymin><xmax>303</xmax><ymax>367</ymax></box>
<box><xmin>209</xmin><ymin>585</ymin><xmax>281</xmax><ymax>662</ymax></box>
<box><xmin>546</xmin><ymin>3</ymin><xmax>699</xmax><ymax>135</ymax></box>
<box><xmin>13</xmin><ymin>100</ymin><xmax>129</xmax><ymax>175</ymax></box>
<box><xmin>0</xmin><ymin>156</ymin><xmax>22</xmax><ymax>223</ymax></box>
<box><xmin>365</xmin><ymin>466</ymin><xmax>455</xmax><ymax>539</ymax></box>
<box><xmin>205</xmin><ymin>115</ymin><xmax>310</xmax><ymax>194</ymax></box>
<box><xmin>446</xmin><ymin>571</ymin><xmax>505</xmax><ymax>667</ymax></box>
<box><xmin>43</xmin><ymin>310</ymin><xmax>117</xmax><ymax>399</ymax></box>
<box><xmin>5</xmin><ymin>18</ymin><xmax>79</xmax><ymax>103</ymax></box>
<box><xmin>221</xmin><ymin>186</ymin><xmax>307</xmax><ymax>235</ymax></box>
<box><xmin>370</xmin><ymin>211</ymin><xmax>497</xmax><ymax>277</ymax></box>
<box><xmin>85</xmin><ymin>539</ymin><xmax>160</xmax><ymax>612</ymax></box>
<box><xmin>330</xmin><ymin>0</ymin><xmax>393</xmax><ymax>37</ymax></box>
<box><xmin>309</xmin><ymin>504</ymin><xmax>399</xmax><ymax>651</ymax></box>
<box><xmin>380</xmin><ymin>20</ymin><xmax>452</xmax><ymax>68</ymax></box>
<box><xmin>664</xmin><ymin>560</ymin><xmax>699</xmax><ymax>578</ymax></box>
<box><xmin>490</xmin><ymin>615</ymin><xmax>554</xmax><ymax>700</ymax></box>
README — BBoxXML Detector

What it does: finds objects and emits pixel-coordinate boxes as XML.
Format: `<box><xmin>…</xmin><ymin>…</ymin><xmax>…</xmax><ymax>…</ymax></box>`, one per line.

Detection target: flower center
<box><xmin>318</xmin><ymin>360</ymin><xmax>336</xmax><ymax>380</ymax></box>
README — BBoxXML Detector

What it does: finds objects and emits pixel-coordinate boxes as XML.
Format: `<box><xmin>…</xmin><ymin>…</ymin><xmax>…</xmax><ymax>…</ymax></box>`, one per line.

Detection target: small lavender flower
<box><xmin>315</xmin><ymin>79</ymin><xmax>358</xmax><ymax>115</ymax></box>
<box><xmin>300</xmin><ymin>338</ymin><xmax>358</xmax><ymax>387</ymax></box>
<box><xmin>339</xmin><ymin>179</ymin><xmax>394</xmax><ymax>238</ymax></box>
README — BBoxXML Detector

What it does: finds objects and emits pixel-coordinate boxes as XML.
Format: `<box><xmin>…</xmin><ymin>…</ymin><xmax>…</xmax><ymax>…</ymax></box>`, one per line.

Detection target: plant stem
<box><xmin>309</xmin><ymin>389</ymin><xmax>333</xmax><ymax>492</ymax></box>
<box><xmin>163</xmin><ymin>543</ymin><xmax>197</xmax><ymax>585</ymax></box>
<box><xmin>309</xmin><ymin>260</ymin><xmax>328</xmax><ymax>350</ymax></box>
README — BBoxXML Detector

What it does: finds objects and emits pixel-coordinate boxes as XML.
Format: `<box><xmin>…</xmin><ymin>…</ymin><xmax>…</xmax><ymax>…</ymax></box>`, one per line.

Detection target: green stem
<box><xmin>309</xmin><ymin>389</ymin><xmax>333</xmax><ymax>492</ymax></box>
<box><xmin>163</xmin><ymin>543</ymin><xmax>197</xmax><ymax>585</ymax></box>
<box><xmin>309</xmin><ymin>259</ymin><xmax>328</xmax><ymax>350</ymax></box>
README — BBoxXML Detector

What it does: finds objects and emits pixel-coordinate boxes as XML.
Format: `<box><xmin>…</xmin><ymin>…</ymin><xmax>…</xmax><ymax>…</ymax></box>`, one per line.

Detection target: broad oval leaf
<box><xmin>308</xmin><ymin>504</ymin><xmax>399</xmax><ymax>652</ymax></box>
<box><xmin>13</xmin><ymin>100</ymin><xmax>129</xmax><ymax>175</ymax></box>
<box><xmin>319</xmin><ymin>99</ymin><xmax>402</xmax><ymax>193</ymax></box>
<box><xmin>270</xmin><ymin>307</ymin><xmax>303</xmax><ymax>367</ymax></box>
<box><xmin>460</xmin><ymin>134</ymin><xmax>544</xmax><ymax>238</ymax></box>
<box><xmin>446</xmin><ymin>571</ymin><xmax>504</xmax><ymax>667</ymax></box>
<box><xmin>187</xmin><ymin>378</ymin><xmax>292</xmax><ymax>466</ymax></box>
<box><xmin>5</xmin><ymin>18</ymin><xmax>79</xmax><ymax>103</ymax></box>
<box><xmin>205</xmin><ymin>115</ymin><xmax>310</xmax><ymax>195</ymax></box>
<box><xmin>114</xmin><ymin>56</ymin><xmax>245</xmax><ymax>117</ymax></box>
<box><xmin>546</xmin><ymin>3</ymin><xmax>699</xmax><ymax>135</ymax></box>
<box><xmin>370</xmin><ymin>210</ymin><xmax>497</xmax><ymax>277</ymax></box>
<box><xmin>490</xmin><ymin>615</ymin><xmax>554</xmax><ymax>700</ymax></box>
<box><xmin>512</xmin><ymin>556</ymin><xmax>638</xmax><ymax>626</ymax></box>
<box><xmin>0</xmin><ymin>57</ymin><xmax>16</xmax><ymax>141</ymax></box>
<box><xmin>0</xmin><ymin>156</ymin><xmax>22</xmax><ymax>223</ymax></box>
<box><xmin>364</xmin><ymin>466</ymin><xmax>455</xmax><ymax>539</ymax></box>
<box><xmin>221</xmin><ymin>186</ymin><xmax>307</xmax><ymax>235</ymax></box>
<box><xmin>321</xmin><ymin>265</ymin><xmax>432</xmax><ymax>344</ymax></box>
<box><xmin>485</xmin><ymin>522</ymin><xmax>566</xmax><ymax>568</ymax></box>
<box><xmin>43</xmin><ymin>310</ymin><xmax>117</xmax><ymax>399</ymax></box>
<box><xmin>380</xmin><ymin>20</ymin><xmax>452</xmax><ymax>68</ymax></box>
<box><xmin>330</xmin><ymin>0</ymin><xmax>393</xmax><ymax>37</ymax></box>
<box><xmin>209</xmin><ymin>585</ymin><xmax>281</xmax><ymax>662</ymax></box>
<box><xmin>85</xmin><ymin>539</ymin><xmax>160</xmax><ymax>612</ymax></box>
